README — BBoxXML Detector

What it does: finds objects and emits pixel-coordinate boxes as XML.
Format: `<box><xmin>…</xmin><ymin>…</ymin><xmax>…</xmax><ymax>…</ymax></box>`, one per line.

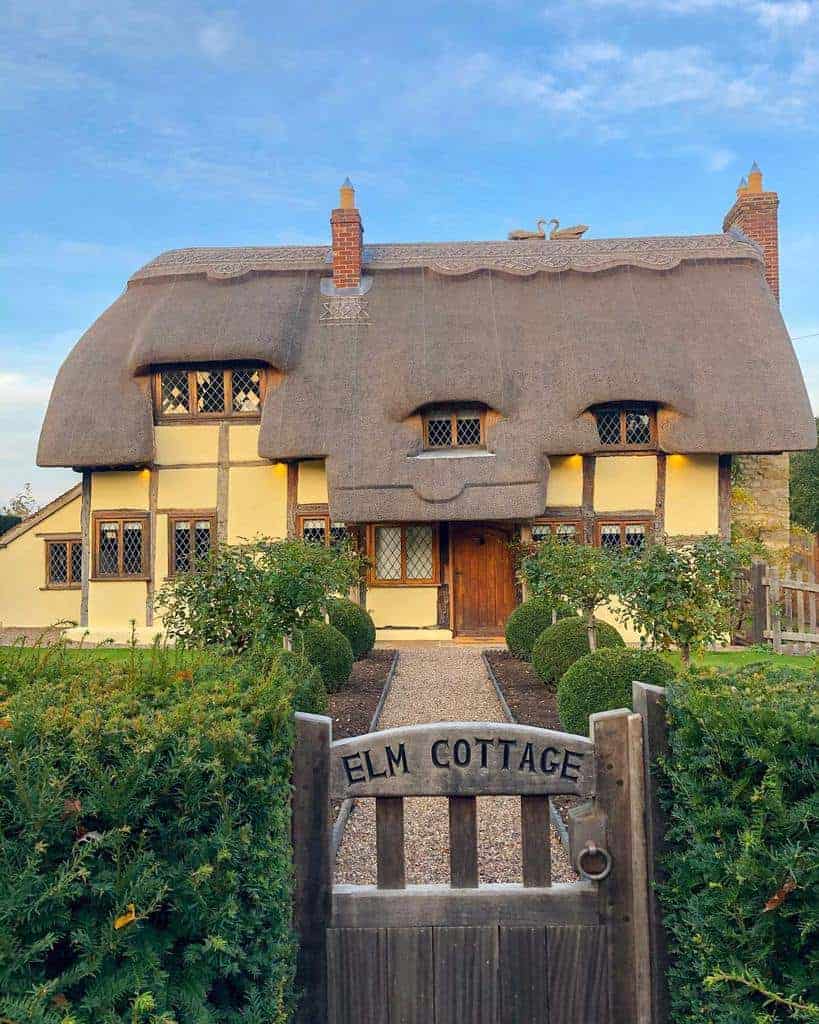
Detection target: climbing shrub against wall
<box><xmin>662</xmin><ymin>664</ymin><xmax>819</xmax><ymax>1024</ymax></box>
<box><xmin>0</xmin><ymin>644</ymin><xmax>324</xmax><ymax>1023</ymax></box>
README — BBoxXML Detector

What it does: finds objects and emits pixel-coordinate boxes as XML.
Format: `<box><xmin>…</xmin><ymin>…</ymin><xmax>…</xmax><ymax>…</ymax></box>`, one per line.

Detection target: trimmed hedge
<box><xmin>299</xmin><ymin>620</ymin><xmax>354</xmax><ymax>692</ymax></box>
<box><xmin>328</xmin><ymin>597</ymin><xmax>376</xmax><ymax>659</ymax></box>
<box><xmin>0</xmin><ymin>644</ymin><xmax>325</xmax><ymax>1023</ymax></box>
<box><xmin>531</xmin><ymin>616</ymin><xmax>625</xmax><ymax>687</ymax></box>
<box><xmin>504</xmin><ymin>597</ymin><xmax>573</xmax><ymax>661</ymax></box>
<box><xmin>661</xmin><ymin>664</ymin><xmax>818</xmax><ymax>1023</ymax></box>
<box><xmin>556</xmin><ymin>647</ymin><xmax>675</xmax><ymax>735</ymax></box>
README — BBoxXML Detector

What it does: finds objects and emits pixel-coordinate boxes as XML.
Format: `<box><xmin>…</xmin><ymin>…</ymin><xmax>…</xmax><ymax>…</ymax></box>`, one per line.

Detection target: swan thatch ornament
<box><xmin>507</xmin><ymin>219</ymin><xmax>547</xmax><ymax>240</ymax></box>
<box><xmin>548</xmin><ymin>218</ymin><xmax>588</xmax><ymax>240</ymax></box>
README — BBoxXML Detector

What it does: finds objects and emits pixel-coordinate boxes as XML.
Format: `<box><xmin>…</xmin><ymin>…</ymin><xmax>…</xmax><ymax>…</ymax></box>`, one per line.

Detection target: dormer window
<box><xmin>593</xmin><ymin>403</ymin><xmax>656</xmax><ymax>449</ymax></box>
<box><xmin>423</xmin><ymin>406</ymin><xmax>485</xmax><ymax>450</ymax></box>
<box><xmin>154</xmin><ymin>364</ymin><xmax>265</xmax><ymax>422</ymax></box>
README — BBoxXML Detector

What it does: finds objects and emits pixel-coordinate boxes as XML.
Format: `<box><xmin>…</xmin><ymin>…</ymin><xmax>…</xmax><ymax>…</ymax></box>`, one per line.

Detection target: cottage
<box><xmin>1</xmin><ymin>167</ymin><xmax>814</xmax><ymax>642</ymax></box>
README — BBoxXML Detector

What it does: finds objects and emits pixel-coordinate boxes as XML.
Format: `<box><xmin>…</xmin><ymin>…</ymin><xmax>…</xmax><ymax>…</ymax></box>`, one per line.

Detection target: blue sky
<box><xmin>2</xmin><ymin>0</ymin><xmax>818</xmax><ymax>505</ymax></box>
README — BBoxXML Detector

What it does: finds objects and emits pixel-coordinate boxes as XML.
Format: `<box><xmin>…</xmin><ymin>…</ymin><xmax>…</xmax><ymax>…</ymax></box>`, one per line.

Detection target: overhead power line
<box><xmin>790</xmin><ymin>332</ymin><xmax>819</xmax><ymax>342</ymax></box>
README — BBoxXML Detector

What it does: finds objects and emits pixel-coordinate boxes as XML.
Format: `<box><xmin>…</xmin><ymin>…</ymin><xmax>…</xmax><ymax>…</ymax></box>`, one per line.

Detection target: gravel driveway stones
<box><xmin>334</xmin><ymin>645</ymin><xmax>576</xmax><ymax>886</ymax></box>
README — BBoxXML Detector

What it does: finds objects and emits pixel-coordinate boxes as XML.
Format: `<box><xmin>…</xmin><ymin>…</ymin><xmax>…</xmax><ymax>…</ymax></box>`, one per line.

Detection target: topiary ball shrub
<box><xmin>557</xmin><ymin>647</ymin><xmax>676</xmax><ymax>735</ymax></box>
<box><xmin>531</xmin><ymin>616</ymin><xmax>625</xmax><ymax>688</ymax></box>
<box><xmin>328</xmin><ymin>597</ymin><xmax>376</xmax><ymax>659</ymax></box>
<box><xmin>299</xmin><ymin>620</ymin><xmax>354</xmax><ymax>692</ymax></box>
<box><xmin>504</xmin><ymin>597</ymin><xmax>574</xmax><ymax>661</ymax></box>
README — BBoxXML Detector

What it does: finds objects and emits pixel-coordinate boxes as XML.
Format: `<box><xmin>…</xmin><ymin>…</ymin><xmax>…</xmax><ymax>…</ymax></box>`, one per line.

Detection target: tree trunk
<box><xmin>586</xmin><ymin>607</ymin><xmax>597</xmax><ymax>652</ymax></box>
<box><xmin>680</xmin><ymin>642</ymin><xmax>691</xmax><ymax>667</ymax></box>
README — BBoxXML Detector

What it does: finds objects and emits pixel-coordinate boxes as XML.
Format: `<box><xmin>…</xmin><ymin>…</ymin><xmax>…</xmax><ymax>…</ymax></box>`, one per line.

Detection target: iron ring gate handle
<box><xmin>577</xmin><ymin>841</ymin><xmax>612</xmax><ymax>882</ymax></box>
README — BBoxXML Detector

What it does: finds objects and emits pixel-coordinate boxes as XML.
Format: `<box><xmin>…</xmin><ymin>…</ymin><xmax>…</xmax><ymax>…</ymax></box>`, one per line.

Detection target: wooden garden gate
<box><xmin>292</xmin><ymin>688</ymin><xmax>668</xmax><ymax>1024</ymax></box>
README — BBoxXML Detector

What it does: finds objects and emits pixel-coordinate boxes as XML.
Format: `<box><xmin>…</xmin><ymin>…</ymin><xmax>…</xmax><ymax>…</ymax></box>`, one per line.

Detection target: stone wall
<box><xmin>732</xmin><ymin>452</ymin><xmax>791</xmax><ymax>548</ymax></box>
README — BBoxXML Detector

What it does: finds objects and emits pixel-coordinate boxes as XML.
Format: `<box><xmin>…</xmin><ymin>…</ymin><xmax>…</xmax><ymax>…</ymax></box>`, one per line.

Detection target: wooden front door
<box><xmin>451</xmin><ymin>524</ymin><xmax>517</xmax><ymax>636</ymax></box>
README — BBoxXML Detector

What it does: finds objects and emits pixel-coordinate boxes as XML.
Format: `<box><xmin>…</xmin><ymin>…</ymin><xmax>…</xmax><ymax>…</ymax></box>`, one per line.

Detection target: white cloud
<box><xmin>556</xmin><ymin>0</ymin><xmax>816</xmax><ymax>30</ymax></box>
<box><xmin>754</xmin><ymin>1</ymin><xmax>813</xmax><ymax>27</ymax></box>
<box><xmin>0</xmin><ymin>373</ymin><xmax>55</xmax><ymax>409</ymax></box>
<box><xmin>197</xmin><ymin>17</ymin><xmax>238</xmax><ymax>59</ymax></box>
<box><xmin>705</xmin><ymin>147</ymin><xmax>736</xmax><ymax>171</ymax></box>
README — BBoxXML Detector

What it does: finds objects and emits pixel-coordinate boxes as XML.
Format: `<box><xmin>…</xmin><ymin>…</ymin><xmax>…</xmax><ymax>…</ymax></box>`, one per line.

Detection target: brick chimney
<box><xmin>330</xmin><ymin>177</ymin><xmax>363</xmax><ymax>290</ymax></box>
<box><xmin>723</xmin><ymin>161</ymin><xmax>780</xmax><ymax>302</ymax></box>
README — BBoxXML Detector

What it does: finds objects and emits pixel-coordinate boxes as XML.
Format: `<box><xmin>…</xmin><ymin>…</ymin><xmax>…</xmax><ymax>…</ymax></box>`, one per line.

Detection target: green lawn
<box><xmin>665</xmin><ymin>648</ymin><xmax>815</xmax><ymax>671</ymax></box>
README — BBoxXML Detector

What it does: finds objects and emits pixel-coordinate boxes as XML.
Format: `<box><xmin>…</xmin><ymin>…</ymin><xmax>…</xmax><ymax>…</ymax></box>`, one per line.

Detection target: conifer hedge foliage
<box><xmin>662</xmin><ymin>664</ymin><xmax>819</xmax><ymax>1023</ymax></box>
<box><xmin>0</xmin><ymin>643</ymin><xmax>326</xmax><ymax>1023</ymax></box>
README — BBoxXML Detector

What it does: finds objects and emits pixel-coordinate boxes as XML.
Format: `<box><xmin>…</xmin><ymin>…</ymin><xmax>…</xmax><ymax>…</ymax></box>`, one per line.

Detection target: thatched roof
<box><xmin>38</xmin><ymin>232</ymin><xmax>815</xmax><ymax>522</ymax></box>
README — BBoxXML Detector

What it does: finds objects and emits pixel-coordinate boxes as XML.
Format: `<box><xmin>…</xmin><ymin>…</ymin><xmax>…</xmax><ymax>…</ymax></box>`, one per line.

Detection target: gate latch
<box><xmin>577</xmin><ymin>841</ymin><xmax>612</xmax><ymax>882</ymax></box>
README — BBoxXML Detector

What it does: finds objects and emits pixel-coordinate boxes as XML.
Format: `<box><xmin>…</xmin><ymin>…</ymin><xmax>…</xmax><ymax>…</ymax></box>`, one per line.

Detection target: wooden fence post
<box><xmin>292</xmin><ymin>712</ymin><xmax>333</xmax><ymax>1024</ymax></box>
<box><xmin>591</xmin><ymin>708</ymin><xmax>652</xmax><ymax>1024</ymax></box>
<box><xmin>769</xmin><ymin>567</ymin><xmax>783</xmax><ymax>653</ymax></box>
<box><xmin>750</xmin><ymin>560</ymin><xmax>766</xmax><ymax>645</ymax></box>
<box><xmin>633</xmin><ymin>683</ymin><xmax>671</xmax><ymax>1024</ymax></box>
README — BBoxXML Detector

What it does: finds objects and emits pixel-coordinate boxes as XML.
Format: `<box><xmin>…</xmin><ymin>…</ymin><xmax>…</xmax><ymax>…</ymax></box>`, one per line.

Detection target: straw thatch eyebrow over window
<box><xmin>153</xmin><ymin>364</ymin><xmax>265</xmax><ymax>422</ymax></box>
<box><xmin>422</xmin><ymin>406</ymin><xmax>485</xmax><ymax>450</ymax></box>
<box><xmin>592</xmin><ymin>404</ymin><xmax>656</xmax><ymax>449</ymax></box>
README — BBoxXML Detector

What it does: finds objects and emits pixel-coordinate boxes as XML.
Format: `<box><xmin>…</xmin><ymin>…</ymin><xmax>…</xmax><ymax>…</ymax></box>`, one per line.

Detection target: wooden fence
<box><xmin>744</xmin><ymin>561</ymin><xmax>819</xmax><ymax>653</ymax></box>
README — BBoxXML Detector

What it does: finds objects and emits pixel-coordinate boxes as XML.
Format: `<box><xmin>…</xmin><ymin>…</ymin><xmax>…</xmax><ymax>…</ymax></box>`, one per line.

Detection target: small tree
<box><xmin>157</xmin><ymin>536</ymin><xmax>363</xmax><ymax>653</ymax></box>
<box><xmin>614</xmin><ymin>535</ymin><xmax>744</xmax><ymax>667</ymax></box>
<box><xmin>1</xmin><ymin>483</ymin><xmax>39</xmax><ymax>518</ymax></box>
<box><xmin>519</xmin><ymin>534</ymin><xmax>618</xmax><ymax>652</ymax></box>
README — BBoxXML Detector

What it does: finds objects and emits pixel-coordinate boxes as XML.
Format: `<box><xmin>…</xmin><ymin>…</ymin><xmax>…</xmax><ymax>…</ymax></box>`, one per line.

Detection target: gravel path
<box><xmin>334</xmin><ymin>645</ymin><xmax>575</xmax><ymax>885</ymax></box>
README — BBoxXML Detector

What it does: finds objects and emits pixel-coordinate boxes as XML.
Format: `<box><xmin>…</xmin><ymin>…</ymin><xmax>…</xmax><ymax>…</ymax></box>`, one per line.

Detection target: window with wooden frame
<box><xmin>45</xmin><ymin>537</ymin><xmax>83</xmax><ymax>589</ymax></box>
<box><xmin>154</xmin><ymin>364</ymin><xmax>266</xmax><ymax>422</ymax></box>
<box><xmin>367</xmin><ymin>524</ymin><xmax>439</xmax><ymax>585</ymax></box>
<box><xmin>596</xmin><ymin>520</ymin><xmax>651</xmax><ymax>553</ymax></box>
<box><xmin>592</xmin><ymin>403</ymin><xmax>656</xmax><ymax>449</ymax></box>
<box><xmin>92</xmin><ymin>513</ymin><xmax>149</xmax><ymax>579</ymax></box>
<box><xmin>168</xmin><ymin>513</ymin><xmax>216</xmax><ymax>575</ymax></box>
<box><xmin>298</xmin><ymin>515</ymin><xmax>350</xmax><ymax>549</ymax></box>
<box><xmin>423</xmin><ymin>406</ymin><xmax>485</xmax><ymax>450</ymax></box>
<box><xmin>531</xmin><ymin>521</ymin><xmax>582</xmax><ymax>544</ymax></box>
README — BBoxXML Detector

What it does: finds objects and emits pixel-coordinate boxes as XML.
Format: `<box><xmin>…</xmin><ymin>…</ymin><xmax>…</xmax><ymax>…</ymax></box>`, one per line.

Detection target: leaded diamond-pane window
<box><xmin>302</xmin><ymin>519</ymin><xmax>327</xmax><ymax>545</ymax></box>
<box><xmin>99</xmin><ymin>523</ymin><xmax>120</xmax><ymax>576</ymax></box>
<box><xmin>556</xmin><ymin>524</ymin><xmax>578</xmax><ymax>543</ymax></box>
<box><xmin>625</xmin><ymin>524</ymin><xmax>647</xmax><ymax>551</ymax></box>
<box><xmin>330</xmin><ymin>522</ymin><xmax>349</xmax><ymax>548</ymax></box>
<box><xmin>405</xmin><ymin>525</ymin><xmax>433</xmax><ymax>579</ymax></box>
<box><xmin>155</xmin><ymin>365</ymin><xmax>265</xmax><ymax>421</ymax></box>
<box><xmin>456</xmin><ymin>416</ymin><xmax>482</xmax><ymax>447</ymax></box>
<box><xmin>375</xmin><ymin>526</ymin><xmax>402</xmax><ymax>580</ymax></box>
<box><xmin>173</xmin><ymin>521</ymin><xmax>191</xmax><ymax>573</ymax></box>
<box><xmin>600</xmin><ymin>525</ymin><xmax>621</xmax><ymax>552</ymax></box>
<box><xmin>46</xmin><ymin>538</ymin><xmax>84</xmax><ymax>587</ymax></box>
<box><xmin>596</xmin><ymin>409</ymin><xmax>621</xmax><ymax>446</ymax></box>
<box><xmin>232</xmin><ymin>367</ymin><xmax>262</xmax><ymax>413</ymax></box>
<box><xmin>531</xmin><ymin>524</ymin><xmax>552</xmax><ymax>543</ymax></box>
<box><xmin>196</xmin><ymin>370</ymin><xmax>226</xmax><ymax>414</ymax></box>
<box><xmin>161</xmin><ymin>370</ymin><xmax>190</xmax><ymax>415</ymax></box>
<box><xmin>70</xmin><ymin>542</ymin><xmax>83</xmax><ymax>583</ymax></box>
<box><xmin>426</xmin><ymin>418</ymin><xmax>453</xmax><ymax>448</ymax></box>
<box><xmin>194</xmin><ymin>520</ymin><xmax>212</xmax><ymax>563</ymax></box>
<box><xmin>122</xmin><ymin>522</ymin><xmax>144</xmax><ymax>575</ymax></box>
<box><xmin>48</xmin><ymin>542</ymin><xmax>68</xmax><ymax>584</ymax></box>
<box><xmin>625</xmin><ymin>412</ymin><xmax>651</xmax><ymax>446</ymax></box>
<box><xmin>594</xmin><ymin>405</ymin><xmax>655</xmax><ymax>448</ymax></box>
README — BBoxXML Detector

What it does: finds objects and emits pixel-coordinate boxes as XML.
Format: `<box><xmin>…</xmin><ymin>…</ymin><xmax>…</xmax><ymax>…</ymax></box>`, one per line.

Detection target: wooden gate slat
<box><xmin>376</xmin><ymin>796</ymin><xmax>406</xmax><ymax>889</ymax></box>
<box><xmin>434</xmin><ymin>926</ymin><xmax>498</xmax><ymax>1024</ymax></box>
<box><xmin>387</xmin><ymin>928</ymin><xmax>435</xmax><ymax>1024</ymax></box>
<box><xmin>520</xmin><ymin>795</ymin><xmax>551</xmax><ymax>888</ymax></box>
<box><xmin>448</xmin><ymin>796</ymin><xmax>479</xmax><ymax>888</ymax></box>
<box><xmin>547</xmin><ymin>925</ymin><xmax>610</xmax><ymax>1024</ymax></box>
<box><xmin>499</xmin><ymin>926</ymin><xmax>549</xmax><ymax>1024</ymax></box>
<box><xmin>327</xmin><ymin>929</ymin><xmax>388</xmax><ymax>1024</ymax></box>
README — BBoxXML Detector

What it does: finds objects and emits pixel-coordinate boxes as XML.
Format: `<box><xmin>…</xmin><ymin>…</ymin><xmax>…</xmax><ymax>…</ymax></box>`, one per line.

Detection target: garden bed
<box><xmin>328</xmin><ymin>649</ymin><xmax>397</xmax><ymax>739</ymax></box>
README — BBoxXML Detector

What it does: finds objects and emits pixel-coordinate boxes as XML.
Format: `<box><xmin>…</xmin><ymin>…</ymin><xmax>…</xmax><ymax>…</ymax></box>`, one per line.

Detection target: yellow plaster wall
<box><xmin>154</xmin><ymin>425</ymin><xmax>219</xmax><ymax>465</ymax></box>
<box><xmin>594</xmin><ymin>456</ymin><xmax>657</xmax><ymax>512</ymax></box>
<box><xmin>546</xmin><ymin>455</ymin><xmax>583</xmax><ymax>507</ymax></box>
<box><xmin>229</xmin><ymin>424</ymin><xmax>262</xmax><ymax>463</ymax></box>
<box><xmin>665</xmin><ymin>454</ymin><xmax>719</xmax><ymax>536</ymax></box>
<box><xmin>367</xmin><ymin>587</ymin><xmax>439</xmax><ymax>628</ymax></box>
<box><xmin>228</xmin><ymin>464</ymin><xmax>288</xmax><ymax>543</ymax></box>
<box><xmin>157</xmin><ymin>468</ymin><xmax>217</xmax><ymax>510</ymax></box>
<box><xmin>88</xmin><ymin>581</ymin><xmax>146</xmax><ymax>628</ymax></box>
<box><xmin>0</xmin><ymin>496</ymin><xmax>82</xmax><ymax>627</ymax></box>
<box><xmin>91</xmin><ymin>470</ymin><xmax>150</xmax><ymax>511</ymax></box>
<box><xmin>297</xmin><ymin>460</ymin><xmax>329</xmax><ymax>504</ymax></box>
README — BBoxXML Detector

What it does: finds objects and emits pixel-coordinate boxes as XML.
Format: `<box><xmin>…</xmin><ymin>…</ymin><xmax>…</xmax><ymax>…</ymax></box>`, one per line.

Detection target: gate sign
<box><xmin>329</xmin><ymin>722</ymin><xmax>595</xmax><ymax>800</ymax></box>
